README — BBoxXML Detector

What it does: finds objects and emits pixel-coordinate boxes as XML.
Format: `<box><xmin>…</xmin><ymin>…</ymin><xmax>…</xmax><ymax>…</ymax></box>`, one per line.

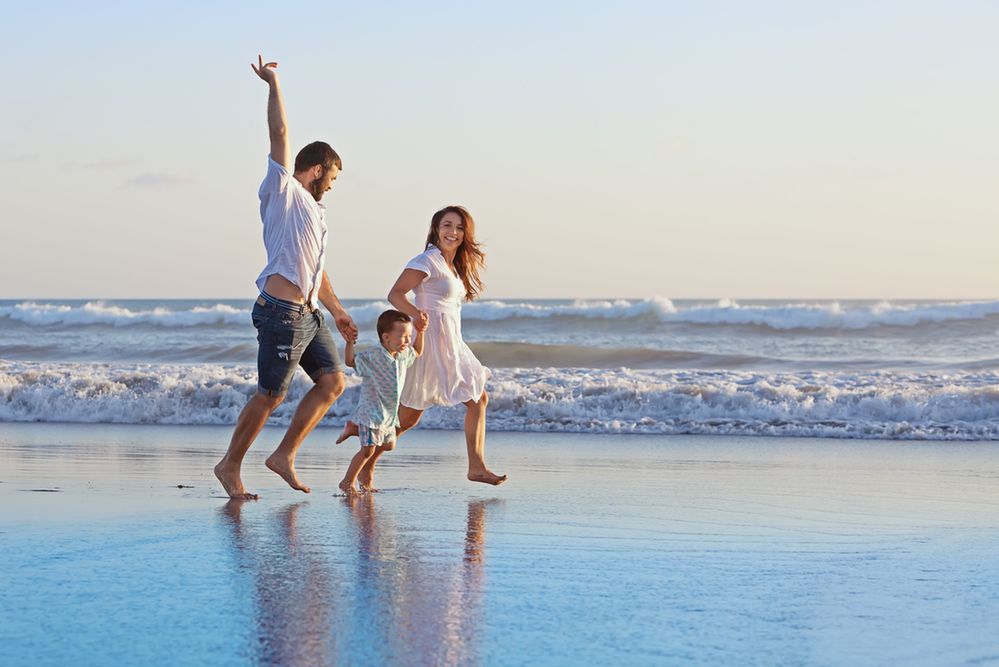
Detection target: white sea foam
<box><xmin>0</xmin><ymin>301</ymin><xmax>394</xmax><ymax>330</ymax></box>
<box><xmin>666</xmin><ymin>300</ymin><xmax>999</xmax><ymax>330</ymax></box>
<box><xmin>465</xmin><ymin>298</ymin><xmax>999</xmax><ymax>330</ymax></box>
<box><xmin>0</xmin><ymin>302</ymin><xmax>248</xmax><ymax>327</ymax></box>
<box><xmin>462</xmin><ymin>297</ymin><xmax>679</xmax><ymax>320</ymax></box>
<box><xmin>4</xmin><ymin>298</ymin><xmax>998</xmax><ymax>331</ymax></box>
<box><xmin>2</xmin><ymin>361</ymin><xmax>997</xmax><ymax>440</ymax></box>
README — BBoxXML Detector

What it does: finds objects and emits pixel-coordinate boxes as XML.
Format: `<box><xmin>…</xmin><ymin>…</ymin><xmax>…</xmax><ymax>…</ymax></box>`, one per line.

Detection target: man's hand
<box><xmin>333</xmin><ymin>309</ymin><xmax>359</xmax><ymax>343</ymax></box>
<box><xmin>251</xmin><ymin>54</ymin><xmax>278</xmax><ymax>85</ymax></box>
<box><xmin>252</xmin><ymin>53</ymin><xmax>290</xmax><ymax>167</ymax></box>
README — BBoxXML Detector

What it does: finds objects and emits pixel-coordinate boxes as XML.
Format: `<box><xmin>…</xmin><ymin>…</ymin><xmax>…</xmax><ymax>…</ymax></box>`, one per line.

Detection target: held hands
<box><xmin>251</xmin><ymin>54</ymin><xmax>278</xmax><ymax>84</ymax></box>
<box><xmin>333</xmin><ymin>310</ymin><xmax>359</xmax><ymax>343</ymax></box>
<box><xmin>414</xmin><ymin>311</ymin><xmax>429</xmax><ymax>332</ymax></box>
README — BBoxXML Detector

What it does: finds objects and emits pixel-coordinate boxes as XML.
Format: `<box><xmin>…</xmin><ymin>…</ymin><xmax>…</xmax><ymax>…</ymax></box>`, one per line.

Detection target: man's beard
<box><xmin>308</xmin><ymin>180</ymin><xmax>325</xmax><ymax>201</ymax></box>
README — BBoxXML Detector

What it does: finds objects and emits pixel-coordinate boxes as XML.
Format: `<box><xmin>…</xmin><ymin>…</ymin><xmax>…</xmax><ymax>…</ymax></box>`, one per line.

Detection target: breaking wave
<box><xmin>3</xmin><ymin>361</ymin><xmax>998</xmax><ymax>441</ymax></box>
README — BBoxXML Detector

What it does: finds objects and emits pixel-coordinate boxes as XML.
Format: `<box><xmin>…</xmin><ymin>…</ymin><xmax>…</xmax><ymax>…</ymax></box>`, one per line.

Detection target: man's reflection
<box><xmin>220</xmin><ymin>500</ymin><xmax>337</xmax><ymax>666</ymax></box>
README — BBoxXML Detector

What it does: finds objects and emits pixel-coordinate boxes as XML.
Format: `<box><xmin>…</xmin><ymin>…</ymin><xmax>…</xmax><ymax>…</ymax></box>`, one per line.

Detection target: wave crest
<box><xmin>4</xmin><ymin>298</ymin><xmax>998</xmax><ymax>332</ymax></box>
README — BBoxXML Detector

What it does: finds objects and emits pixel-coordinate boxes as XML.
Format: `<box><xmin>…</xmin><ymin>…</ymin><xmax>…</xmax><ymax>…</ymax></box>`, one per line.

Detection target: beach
<box><xmin>4</xmin><ymin>422</ymin><xmax>999</xmax><ymax>665</ymax></box>
<box><xmin>6</xmin><ymin>1</ymin><xmax>999</xmax><ymax>662</ymax></box>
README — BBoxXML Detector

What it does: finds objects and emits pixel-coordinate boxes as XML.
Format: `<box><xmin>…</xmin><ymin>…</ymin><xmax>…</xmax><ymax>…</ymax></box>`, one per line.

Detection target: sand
<box><xmin>3</xmin><ymin>422</ymin><xmax>999</xmax><ymax>665</ymax></box>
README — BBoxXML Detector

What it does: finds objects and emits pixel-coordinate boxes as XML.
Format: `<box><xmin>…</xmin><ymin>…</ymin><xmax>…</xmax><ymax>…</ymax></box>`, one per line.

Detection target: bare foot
<box><xmin>214</xmin><ymin>460</ymin><xmax>259</xmax><ymax>500</ymax></box>
<box><xmin>265</xmin><ymin>455</ymin><xmax>311</xmax><ymax>493</ymax></box>
<box><xmin>468</xmin><ymin>470</ymin><xmax>508</xmax><ymax>486</ymax></box>
<box><xmin>335</xmin><ymin>421</ymin><xmax>359</xmax><ymax>444</ymax></box>
<box><xmin>338</xmin><ymin>479</ymin><xmax>359</xmax><ymax>496</ymax></box>
<box><xmin>357</xmin><ymin>467</ymin><xmax>378</xmax><ymax>493</ymax></box>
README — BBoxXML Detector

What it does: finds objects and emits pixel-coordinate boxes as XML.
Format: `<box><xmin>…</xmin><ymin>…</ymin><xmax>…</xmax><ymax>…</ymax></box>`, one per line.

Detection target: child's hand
<box><xmin>415</xmin><ymin>311</ymin><xmax>429</xmax><ymax>332</ymax></box>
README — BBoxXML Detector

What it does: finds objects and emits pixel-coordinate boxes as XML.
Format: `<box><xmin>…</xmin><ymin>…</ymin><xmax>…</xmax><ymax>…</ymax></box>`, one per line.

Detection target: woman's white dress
<box><xmin>400</xmin><ymin>245</ymin><xmax>490</xmax><ymax>410</ymax></box>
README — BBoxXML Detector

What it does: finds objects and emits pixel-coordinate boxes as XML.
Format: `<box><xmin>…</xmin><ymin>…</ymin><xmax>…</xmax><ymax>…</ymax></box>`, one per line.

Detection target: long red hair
<box><xmin>425</xmin><ymin>205</ymin><xmax>486</xmax><ymax>301</ymax></box>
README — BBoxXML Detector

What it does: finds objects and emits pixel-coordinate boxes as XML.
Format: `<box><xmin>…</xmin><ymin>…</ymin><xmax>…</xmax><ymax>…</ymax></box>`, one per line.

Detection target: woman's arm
<box><xmin>388</xmin><ymin>269</ymin><xmax>429</xmax><ymax>322</ymax></box>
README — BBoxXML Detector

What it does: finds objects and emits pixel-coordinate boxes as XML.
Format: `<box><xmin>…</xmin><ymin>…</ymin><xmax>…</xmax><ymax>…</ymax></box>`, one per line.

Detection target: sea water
<box><xmin>2</xmin><ymin>297</ymin><xmax>998</xmax><ymax>439</ymax></box>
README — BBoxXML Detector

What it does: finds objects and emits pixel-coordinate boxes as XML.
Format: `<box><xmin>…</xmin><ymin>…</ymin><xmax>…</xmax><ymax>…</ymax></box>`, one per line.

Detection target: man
<box><xmin>214</xmin><ymin>55</ymin><xmax>358</xmax><ymax>500</ymax></box>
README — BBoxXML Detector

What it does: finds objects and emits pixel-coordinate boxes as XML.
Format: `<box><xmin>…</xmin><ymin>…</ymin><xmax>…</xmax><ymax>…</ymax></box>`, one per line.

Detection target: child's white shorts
<box><xmin>359</xmin><ymin>424</ymin><xmax>396</xmax><ymax>448</ymax></box>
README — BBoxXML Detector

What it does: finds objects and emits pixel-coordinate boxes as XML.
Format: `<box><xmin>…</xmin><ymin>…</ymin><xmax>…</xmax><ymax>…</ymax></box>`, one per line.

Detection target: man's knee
<box><xmin>315</xmin><ymin>372</ymin><xmax>346</xmax><ymax>402</ymax></box>
<box><xmin>254</xmin><ymin>391</ymin><xmax>285</xmax><ymax>411</ymax></box>
<box><xmin>379</xmin><ymin>440</ymin><xmax>396</xmax><ymax>452</ymax></box>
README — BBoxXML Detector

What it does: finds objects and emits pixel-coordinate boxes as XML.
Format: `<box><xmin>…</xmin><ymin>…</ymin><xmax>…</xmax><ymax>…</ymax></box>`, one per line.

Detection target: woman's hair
<box><xmin>425</xmin><ymin>205</ymin><xmax>486</xmax><ymax>301</ymax></box>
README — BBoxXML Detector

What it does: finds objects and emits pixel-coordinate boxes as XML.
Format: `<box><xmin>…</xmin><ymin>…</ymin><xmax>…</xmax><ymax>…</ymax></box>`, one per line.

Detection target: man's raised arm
<box><xmin>251</xmin><ymin>54</ymin><xmax>291</xmax><ymax>168</ymax></box>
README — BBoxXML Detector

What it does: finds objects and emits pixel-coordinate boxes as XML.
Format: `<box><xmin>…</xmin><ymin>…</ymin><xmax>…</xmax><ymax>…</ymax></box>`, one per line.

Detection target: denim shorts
<box><xmin>251</xmin><ymin>297</ymin><xmax>345</xmax><ymax>397</ymax></box>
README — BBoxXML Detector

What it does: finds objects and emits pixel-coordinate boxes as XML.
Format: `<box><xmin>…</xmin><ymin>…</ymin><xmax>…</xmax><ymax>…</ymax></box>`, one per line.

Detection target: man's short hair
<box><xmin>295</xmin><ymin>141</ymin><xmax>342</xmax><ymax>173</ymax></box>
<box><xmin>377</xmin><ymin>310</ymin><xmax>412</xmax><ymax>338</ymax></box>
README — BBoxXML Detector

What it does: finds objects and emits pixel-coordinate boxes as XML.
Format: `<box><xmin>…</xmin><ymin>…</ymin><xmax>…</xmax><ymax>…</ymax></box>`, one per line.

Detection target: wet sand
<box><xmin>3</xmin><ymin>423</ymin><xmax>999</xmax><ymax>665</ymax></box>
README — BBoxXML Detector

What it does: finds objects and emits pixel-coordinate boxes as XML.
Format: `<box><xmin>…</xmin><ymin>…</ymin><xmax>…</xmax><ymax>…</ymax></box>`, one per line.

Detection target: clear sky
<box><xmin>2</xmin><ymin>1</ymin><xmax>997</xmax><ymax>299</ymax></box>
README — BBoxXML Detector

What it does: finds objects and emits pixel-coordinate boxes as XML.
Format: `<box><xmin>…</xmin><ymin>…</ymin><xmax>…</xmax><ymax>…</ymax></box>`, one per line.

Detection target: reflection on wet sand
<box><xmin>219</xmin><ymin>497</ymin><xmax>500</xmax><ymax>666</ymax></box>
<box><xmin>220</xmin><ymin>501</ymin><xmax>338</xmax><ymax>665</ymax></box>
<box><xmin>345</xmin><ymin>496</ymin><xmax>500</xmax><ymax>665</ymax></box>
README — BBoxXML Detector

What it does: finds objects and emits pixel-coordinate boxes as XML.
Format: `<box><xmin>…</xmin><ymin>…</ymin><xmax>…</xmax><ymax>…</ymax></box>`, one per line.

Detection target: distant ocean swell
<box><xmin>4</xmin><ymin>299</ymin><xmax>999</xmax><ymax>332</ymax></box>
<box><xmin>3</xmin><ymin>361</ymin><xmax>997</xmax><ymax>440</ymax></box>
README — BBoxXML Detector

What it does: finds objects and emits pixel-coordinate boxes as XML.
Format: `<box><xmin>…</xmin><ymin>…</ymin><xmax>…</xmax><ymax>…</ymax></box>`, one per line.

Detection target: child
<box><xmin>338</xmin><ymin>309</ymin><xmax>425</xmax><ymax>495</ymax></box>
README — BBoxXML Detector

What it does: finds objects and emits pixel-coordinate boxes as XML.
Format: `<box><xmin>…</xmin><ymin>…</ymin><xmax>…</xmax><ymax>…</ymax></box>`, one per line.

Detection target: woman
<box><xmin>352</xmin><ymin>205</ymin><xmax>507</xmax><ymax>489</ymax></box>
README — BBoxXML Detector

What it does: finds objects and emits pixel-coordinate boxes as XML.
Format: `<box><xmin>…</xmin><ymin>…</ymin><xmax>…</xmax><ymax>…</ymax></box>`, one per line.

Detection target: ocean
<box><xmin>2</xmin><ymin>297</ymin><xmax>998</xmax><ymax>440</ymax></box>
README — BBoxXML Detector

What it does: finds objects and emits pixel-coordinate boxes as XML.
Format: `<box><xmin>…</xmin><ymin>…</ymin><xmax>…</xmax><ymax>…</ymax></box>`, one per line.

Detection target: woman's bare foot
<box><xmin>358</xmin><ymin>479</ymin><xmax>380</xmax><ymax>493</ymax></box>
<box><xmin>467</xmin><ymin>470</ymin><xmax>507</xmax><ymax>486</ymax></box>
<box><xmin>335</xmin><ymin>421</ymin><xmax>359</xmax><ymax>444</ymax></box>
<box><xmin>265</xmin><ymin>454</ymin><xmax>311</xmax><ymax>493</ymax></box>
<box><xmin>338</xmin><ymin>479</ymin><xmax>359</xmax><ymax>496</ymax></box>
<box><xmin>214</xmin><ymin>460</ymin><xmax>259</xmax><ymax>499</ymax></box>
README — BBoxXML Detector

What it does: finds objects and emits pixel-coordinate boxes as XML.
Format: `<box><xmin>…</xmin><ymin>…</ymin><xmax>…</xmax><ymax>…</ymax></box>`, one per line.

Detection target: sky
<box><xmin>1</xmin><ymin>1</ymin><xmax>997</xmax><ymax>300</ymax></box>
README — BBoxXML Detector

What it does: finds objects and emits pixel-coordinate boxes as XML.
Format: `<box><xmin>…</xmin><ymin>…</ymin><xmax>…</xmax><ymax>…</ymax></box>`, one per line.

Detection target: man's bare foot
<box><xmin>338</xmin><ymin>479</ymin><xmax>359</xmax><ymax>496</ymax></box>
<box><xmin>467</xmin><ymin>470</ymin><xmax>508</xmax><ymax>486</ymax></box>
<box><xmin>265</xmin><ymin>455</ymin><xmax>311</xmax><ymax>493</ymax></box>
<box><xmin>214</xmin><ymin>460</ymin><xmax>259</xmax><ymax>500</ymax></box>
<box><xmin>335</xmin><ymin>421</ymin><xmax>359</xmax><ymax>444</ymax></box>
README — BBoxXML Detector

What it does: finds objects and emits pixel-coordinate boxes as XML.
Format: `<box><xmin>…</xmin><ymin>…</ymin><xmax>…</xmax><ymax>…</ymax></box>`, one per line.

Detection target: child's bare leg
<box><xmin>357</xmin><ymin>448</ymin><xmax>381</xmax><ymax>491</ymax></box>
<box><xmin>358</xmin><ymin>441</ymin><xmax>396</xmax><ymax>492</ymax></box>
<box><xmin>335</xmin><ymin>420</ymin><xmax>359</xmax><ymax>444</ymax></box>
<box><xmin>339</xmin><ymin>446</ymin><xmax>375</xmax><ymax>496</ymax></box>
<box><xmin>358</xmin><ymin>407</ymin><xmax>423</xmax><ymax>489</ymax></box>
